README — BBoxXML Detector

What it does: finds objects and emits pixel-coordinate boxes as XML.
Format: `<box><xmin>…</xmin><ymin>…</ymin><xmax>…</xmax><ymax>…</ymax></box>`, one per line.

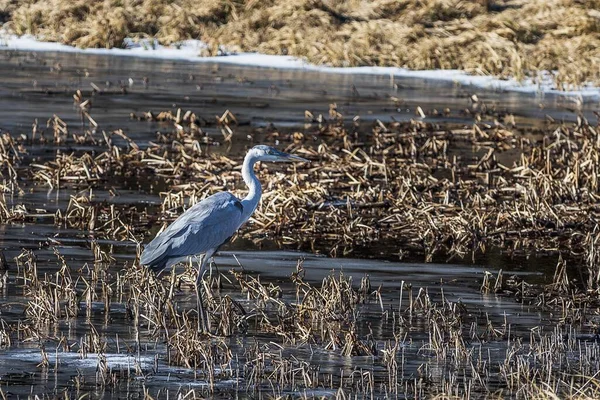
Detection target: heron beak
<box><xmin>283</xmin><ymin>153</ymin><xmax>309</xmax><ymax>163</ymax></box>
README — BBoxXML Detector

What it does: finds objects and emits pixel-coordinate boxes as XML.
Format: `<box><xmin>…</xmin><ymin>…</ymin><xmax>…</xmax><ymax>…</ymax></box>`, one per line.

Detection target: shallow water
<box><xmin>0</xmin><ymin>49</ymin><xmax>597</xmax><ymax>398</ymax></box>
<box><xmin>0</xmin><ymin>245</ymin><xmax>552</xmax><ymax>398</ymax></box>
<box><xmin>1</xmin><ymin>49</ymin><xmax>597</xmax><ymax>136</ymax></box>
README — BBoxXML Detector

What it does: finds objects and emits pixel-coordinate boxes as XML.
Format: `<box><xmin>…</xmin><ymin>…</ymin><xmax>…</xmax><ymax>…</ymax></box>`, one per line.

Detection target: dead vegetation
<box><xmin>2</xmin><ymin>0</ymin><xmax>600</xmax><ymax>87</ymax></box>
<box><xmin>0</xmin><ymin>98</ymin><xmax>599</xmax><ymax>291</ymax></box>
<box><xmin>6</xmin><ymin>243</ymin><xmax>600</xmax><ymax>398</ymax></box>
<box><xmin>0</xmin><ymin>75</ymin><xmax>598</xmax><ymax>396</ymax></box>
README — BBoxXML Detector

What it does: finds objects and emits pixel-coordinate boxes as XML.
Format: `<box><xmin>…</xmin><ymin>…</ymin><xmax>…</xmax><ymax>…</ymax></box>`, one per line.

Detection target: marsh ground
<box><xmin>0</xmin><ymin>50</ymin><xmax>599</xmax><ymax>398</ymax></box>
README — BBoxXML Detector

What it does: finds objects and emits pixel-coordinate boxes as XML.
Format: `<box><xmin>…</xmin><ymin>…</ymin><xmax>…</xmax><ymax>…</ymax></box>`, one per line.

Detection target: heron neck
<box><xmin>241</xmin><ymin>155</ymin><xmax>262</xmax><ymax>221</ymax></box>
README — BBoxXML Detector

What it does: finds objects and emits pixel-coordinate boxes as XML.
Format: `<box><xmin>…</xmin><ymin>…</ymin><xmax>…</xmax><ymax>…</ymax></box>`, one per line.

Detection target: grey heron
<box><xmin>140</xmin><ymin>145</ymin><xmax>308</xmax><ymax>331</ymax></box>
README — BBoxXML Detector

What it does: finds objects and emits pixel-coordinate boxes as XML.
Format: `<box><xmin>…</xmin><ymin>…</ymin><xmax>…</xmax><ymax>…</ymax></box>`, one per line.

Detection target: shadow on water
<box><xmin>0</xmin><ymin>49</ymin><xmax>597</xmax><ymax>398</ymax></box>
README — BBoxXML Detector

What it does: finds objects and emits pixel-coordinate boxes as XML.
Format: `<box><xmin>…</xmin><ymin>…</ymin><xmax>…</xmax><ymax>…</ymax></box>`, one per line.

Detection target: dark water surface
<box><xmin>1</xmin><ymin>49</ymin><xmax>597</xmax><ymax>136</ymax></box>
<box><xmin>0</xmin><ymin>49</ymin><xmax>596</xmax><ymax>398</ymax></box>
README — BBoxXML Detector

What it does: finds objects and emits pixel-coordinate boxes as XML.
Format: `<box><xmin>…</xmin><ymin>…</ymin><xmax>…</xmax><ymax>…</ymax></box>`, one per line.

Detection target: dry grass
<box><xmin>0</xmin><ymin>79</ymin><xmax>600</xmax><ymax>395</ymax></box>
<box><xmin>8</xmin><ymin>244</ymin><xmax>600</xmax><ymax>398</ymax></box>
<box><xmin>1</xmin><ymin>0</ymin><xmax>599</xmax><ymax>86</ymax></box>
<box><xmin>1</xmin><ymin>99</ymin><xmax>600</xmax><ymax>292</ymax></box>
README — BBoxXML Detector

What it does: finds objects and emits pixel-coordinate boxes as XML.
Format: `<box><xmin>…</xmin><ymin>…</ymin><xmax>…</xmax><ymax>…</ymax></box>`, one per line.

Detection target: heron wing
<box><xmin>140</xmin><ymin>192</ymin><xmax>245</xmax><ymax>271</ymax></box>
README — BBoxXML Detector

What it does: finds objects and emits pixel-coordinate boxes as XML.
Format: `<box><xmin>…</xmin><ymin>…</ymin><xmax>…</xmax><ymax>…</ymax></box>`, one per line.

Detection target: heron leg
<box><xmin>196</xmin><ymin>249</ymin><xmax>216</xmax><ymax>333</ymax></box>
<box><xmin>207</xmin><ymin>255</ymin><xmax>223</xmax><ymax>289</ymax></box>
<box><xmin>195</xmin><ymin>278</ymin><xmax>208</xmax><ymax>333</ymax></box>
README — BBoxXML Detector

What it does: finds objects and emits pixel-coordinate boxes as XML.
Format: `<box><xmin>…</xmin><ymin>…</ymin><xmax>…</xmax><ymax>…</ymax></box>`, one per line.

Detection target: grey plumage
<box><xmin>140</xmin><ymin>192</ymin><xmax>244</xmax><ymax>272</ymax></box>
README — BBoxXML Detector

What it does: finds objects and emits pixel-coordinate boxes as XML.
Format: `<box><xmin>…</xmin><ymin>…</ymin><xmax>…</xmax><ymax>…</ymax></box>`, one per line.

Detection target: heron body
<box><xmin>140</xmin><ymin>145</ymin><xmax>308</xmax><ymax>331</ymax></box>
<box><xmin>140</xmin><ymin>191</ymin><xmax>246</xmax><ymax>271</ymax></box>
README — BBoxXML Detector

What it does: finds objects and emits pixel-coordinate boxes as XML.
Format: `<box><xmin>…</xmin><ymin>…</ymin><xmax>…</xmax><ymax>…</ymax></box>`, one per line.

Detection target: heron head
<box><xmin>250</xmin><ymin>145</ymin><xmax>309</xmax><ymax>163</ymax></box>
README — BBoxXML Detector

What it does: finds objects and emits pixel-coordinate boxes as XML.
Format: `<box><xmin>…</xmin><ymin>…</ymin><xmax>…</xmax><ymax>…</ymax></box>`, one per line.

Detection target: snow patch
<box><xmin>3</xmin><ymin>347</ymin><xmax>155</xmax><ymax>369</ymax></box>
